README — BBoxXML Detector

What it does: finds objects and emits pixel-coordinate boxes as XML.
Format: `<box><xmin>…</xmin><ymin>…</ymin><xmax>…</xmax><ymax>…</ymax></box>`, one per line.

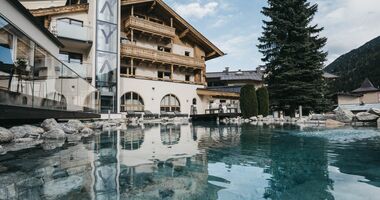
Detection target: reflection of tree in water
<box><xmin>332</xmin><ymin>138</ymin><xmax>380</xmax><ymax>187</ymax></box>
<box><xmin>264</xmin><ymin>135</ymin><xmax>334</xmax><ymax>200</ymax></box>
<box><xmin>197</xmin><ymin>124</ymin><xmax>241</xmax><ymax>150</ymax></box>
<box><xmin>120</xmin><ymin>127</ymin><xmax>144</xmax><ymax>150</ymax></box>
<box><xmin>160</xmin><ymin>124</ymin><xmax>181</xmax><ymax>146</ymax></box>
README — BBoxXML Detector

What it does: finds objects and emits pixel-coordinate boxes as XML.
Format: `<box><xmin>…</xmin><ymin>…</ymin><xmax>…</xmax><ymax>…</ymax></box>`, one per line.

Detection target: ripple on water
<box><xmin>292</xmin><ymin>128</ymin><xmax>380</xmax><ymax>143</ymax></box>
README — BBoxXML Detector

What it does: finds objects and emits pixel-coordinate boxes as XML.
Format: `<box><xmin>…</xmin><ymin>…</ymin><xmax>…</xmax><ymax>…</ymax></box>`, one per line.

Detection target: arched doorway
<box><xmin>120</xmin><ymin>92</ymin><xmax>144</xmax><ymax>112</ymax></box>
<box><xmin>160</xmin><ymin>94</ymin><xmax>180</xmax><ymax>112</ymax></box>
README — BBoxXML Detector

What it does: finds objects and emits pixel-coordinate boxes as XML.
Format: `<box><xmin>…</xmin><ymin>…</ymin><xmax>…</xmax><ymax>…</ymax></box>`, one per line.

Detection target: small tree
<box><xmin>257</xmin><ymin>87</ymin><xmax>270</xmax><ymax>116</ymax></box>
<box><xmin>240</xmin><ymin>84</ymin><xmax>258</xmax><ymax>118</ymax></box>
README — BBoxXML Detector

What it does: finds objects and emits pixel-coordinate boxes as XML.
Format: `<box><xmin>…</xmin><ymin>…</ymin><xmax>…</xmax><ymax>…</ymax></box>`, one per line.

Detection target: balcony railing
<box><xmin>121</xmin><ymin>44</ymin><xmax>205</xmax><ymax>68</ymax></box>
<box><xmin>125</xmin><ymin>16</ymin><xmax>176</xmax><ymax>38</ymax></box>
<box><xmin>54</xmin><ymin>20</ymin><xmax>92</xmax><ymax>42</ymax></box>
<box><xmin>61</xmin><ymin>61</ymin><xmax>92</xmax><ymax>79</ymax></box>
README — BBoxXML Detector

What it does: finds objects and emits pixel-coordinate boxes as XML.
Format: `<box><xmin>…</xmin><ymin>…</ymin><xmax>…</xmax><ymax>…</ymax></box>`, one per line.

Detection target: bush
<box><xmin>240</xmin><ymin>84</ymin><xmax>258</xmax><ymax>118</ymax></box>
<box><xmin>257</xmin><ymin>87</ymin><xmax>270</xmax><ymax>117</ymax></box>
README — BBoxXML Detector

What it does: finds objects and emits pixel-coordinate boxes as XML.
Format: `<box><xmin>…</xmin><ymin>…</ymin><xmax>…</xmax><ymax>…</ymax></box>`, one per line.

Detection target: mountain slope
<box><xmin>325</xmin><ymin>36</ymin><xmax>380</xmax><ymax>92</ymax></box>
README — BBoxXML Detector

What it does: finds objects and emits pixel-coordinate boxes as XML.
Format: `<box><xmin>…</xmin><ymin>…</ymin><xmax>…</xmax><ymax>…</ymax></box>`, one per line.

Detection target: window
<box><xmin>220</xmin><ymin>100</ymin><xmax>227</xmax><ymax>104</ymax></box>
<box><xmin>185</xmin><ymin>51</ymin><xmax>190</xmax><ymax>57</ymax></box>
<box><xmin>158</xmin><ymin>71</ymin><xmax>171</xmax><ymax>79</ymax></box>
<box><xmin>161</xmin><ymin>94</ymin><xmax>180</xmax><ymax>112</ymax></box>
<box><xmin>127</xmin><ymin>67</ymin><xmax>136</xmax><ymax>75</ymax></box>
<box><xmin>0</xmin><ymin>17</ymin><xmax>14</xmax><ymax>68</ymax></box>
<box><xmin>59</xmin><ymin>51</ymin><xmax>83</xmax><ymax>64</ymax></box>
<box><xmin>158</xmin><ymin>46</ymin><xmax>171</xmax><ymax>52</ymax></box>
<box><xmin>185</xmin><ymin>75</ymin><xmax>190</xmax><ymax>82</ymax></box>
<box><xmin>120</xmin><ymin>92</ymin><xmax>144</xmax><ymax>112</ymax></box>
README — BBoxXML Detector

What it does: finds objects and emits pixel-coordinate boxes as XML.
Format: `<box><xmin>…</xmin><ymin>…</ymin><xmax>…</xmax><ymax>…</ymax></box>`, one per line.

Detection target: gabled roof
<box><xmin>206</xmin><ymin>70</ymin><xmax>263</xmax><ymax>82</ymax></box>
<box><xmin>122</xmin><ymin>0</ymin><xmax>225</xmax><ymax>60</ymax></box>
<box><xmin>352</xmin><ymin>78</ymin><xmax>380</xmax><ymax>93</ymax></box>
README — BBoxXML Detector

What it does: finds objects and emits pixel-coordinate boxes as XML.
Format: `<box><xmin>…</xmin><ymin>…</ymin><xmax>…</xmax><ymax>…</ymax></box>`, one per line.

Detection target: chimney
<box><xmin>224</xmin><ymin>67</ymin><xmax>230</xmax><ymax>74</ymax></box>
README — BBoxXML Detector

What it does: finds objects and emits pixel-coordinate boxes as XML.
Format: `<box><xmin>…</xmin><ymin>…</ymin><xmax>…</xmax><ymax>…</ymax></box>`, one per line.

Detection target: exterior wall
<box><xmin>0</xmin><ymin>1</ymin><xmax>60</xmax><ymax>55</ymax></box>
<box><xmin>120</xmin><ymin>78</ymin><xmax>207</xmax><ymax>114</ymax></box>
<box><xmin>338</xmin><ymin>96</ymin><xmax>361</xmax><ymax>105</ymax></box>
<box><xmin>362</xmin><ymin>92</ymin><xmax>380</xmax><ymax>104</ymax></box>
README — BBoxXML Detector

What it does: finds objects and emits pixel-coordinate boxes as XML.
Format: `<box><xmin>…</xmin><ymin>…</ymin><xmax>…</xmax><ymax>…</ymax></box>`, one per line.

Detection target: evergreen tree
<box><xmin>240</xmin><ymin>85</ymin><xmax>258</xmax><ymax>118</ymax></box>
<box><xmin>257</xmin><ymin>87</ymin><xmax>270</xmax><ymax>116</ymax></box>
<box><xmin>258</xmin><ymin>0</ymin><xmax>327</xmax><ymax>115</ymax></box>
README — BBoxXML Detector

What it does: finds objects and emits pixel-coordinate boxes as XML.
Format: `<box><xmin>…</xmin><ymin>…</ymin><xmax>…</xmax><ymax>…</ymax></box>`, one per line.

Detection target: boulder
<box><xmin>60</xmin><ymin>123</ymin><xmax>78</xmax><ymax>134</ymax></box>
<box><xmin>250</xmin><ymin>116</ymin><xmax>258</xmax><ymax>121</ymax></box>
<box><xmin>325</xmin><ymin>119</ymin><xmax>345</xmax><ymax>128</ymax></box>
<box><xmin>80</xmin><ymin>127</ymin><xmax>94</xmax><ymax>137</ymax></box>
<box><xmin>310</xmin><ymin>114</ymin><xmax>326</xmax><ymax>121</ymax></box>
<box><xmin>355</xmin><ymin>112</ymin><xmax>379</xmax><ymax>122</ymax></box>
<box><xmin>334</xmin><ymin>107</ymin><xmax>355</xmax><ymax>123</ymax></box>
<box><xmin>9</xmin><ymin>125</ymin><xmax>44</xmax><ymax>139</ymax></box>
<box><xmin>14</xmin><ymin>138</ymin><xmax>35</xmax><ymax>143</ymax></box>
<box><xmin>41</xmin><ymin>119</ymin><xmax>61</xmax><ymax>131</ymax></box>
<box><xmin>377</xmin><ymin>118</ymin><xmax>380</xmax><ymax>128</ymax></box>
<box><xmin>66</xmin><ymin>120</ymin><xmax>85</xmax><ymax>131</ymax></box>
<box><xmin>369</xmin><ymin>108</ymin><xmax>380</xmax><ymax>116</ymax></box>
<box><xmin>41</xmin><ymin>139</ymin><xmax>65</xmax><ymax>150</ymax></box>
<box><xmin>0</xmin><ymin>127</ymin><xmax>14</xmax><ymax>143</ymax></box>
<box><xmin>66</xmin><ymin>134</ymin><xmax>82</xmax><ymax>143</ymax></box>
<box><xmin>42</xmin><ymin>129</ymin><xmax>66</xmax><ymax>140</ymax></box>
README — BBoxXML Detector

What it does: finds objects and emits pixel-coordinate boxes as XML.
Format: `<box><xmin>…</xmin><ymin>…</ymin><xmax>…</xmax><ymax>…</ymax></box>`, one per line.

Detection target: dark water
<box><xmin>1</xmin><ymin>123</ymin><xmax>380</xmax><ymax>200</ymax></box>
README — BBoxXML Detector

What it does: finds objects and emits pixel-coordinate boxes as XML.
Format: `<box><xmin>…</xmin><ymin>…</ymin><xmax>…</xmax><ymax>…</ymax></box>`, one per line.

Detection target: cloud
<box><xmin>173</xmin><ymin>1</ymin><xmax>219</xmax><ymax>19</ymax></box>
<box><xmin>312</xmin><ymin>0</ymin><xmax>380</xmax><ymax>64</ymax></box>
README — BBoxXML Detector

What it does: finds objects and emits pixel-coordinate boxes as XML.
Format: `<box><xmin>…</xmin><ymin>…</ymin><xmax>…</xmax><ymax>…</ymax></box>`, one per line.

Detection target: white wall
<box><xmin>120</xmin><ymin>78</ymin><xmax>207</xmax><ymax>114</ymax></box>
<box><xmin>0</xmin><ymin>1</ymin><xmax>60</xmax><ymax>55</ymax></box>
<box><xmin>19</xmin><ymin>0</ymin><xmax>66</xmax><ymax>10</ymax></box>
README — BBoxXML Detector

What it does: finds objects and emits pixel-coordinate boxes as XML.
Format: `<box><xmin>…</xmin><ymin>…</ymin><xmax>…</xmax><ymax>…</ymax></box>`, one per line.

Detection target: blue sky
<box><xmin>165</xmin><ymin>0</ymin><xmax>380</xmax><ymax>72</ymax></box>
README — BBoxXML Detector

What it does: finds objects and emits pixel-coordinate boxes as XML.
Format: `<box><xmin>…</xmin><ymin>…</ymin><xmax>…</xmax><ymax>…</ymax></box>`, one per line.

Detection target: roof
<box><xmin>337</xmin><ymin>92</ymin><xmax>363</xmax><ymax>98</ymax></box>
<box><xmin>123</xmin><ymin>0</ymin><xmax>224</xmax><ymax>60</ymax></box>
<box><xmin>352</xmin><ymin>78</ymin><xmax>380</xmax><ymax>93</ymax></box>
<box><xmin>206</xmin><ymin>86</ymin><xmax>243</xmax><ymax>93</ymax></box>
<box><xmin>8</xmin><ymin>0</ymin><xmax>64</xmax><ymax>48</ymax></box>
<box><xmin>323</xmin><ymin>72</ymin><xmax>339</xmax><ymax>79</ymax></box>
<box><xmin>336</xmin><ymin>104</ymin><xmax>380</xmax><ymax>112</ymax></box>
<box><xmin>206</xmin><ymin>70</ymin><xmax>263</xmax><ymax>82</ymax></box>
<box><xmin>197</xmin><ymin>88</ymin><xmax>240</xmax><ymax>98</ymax></box>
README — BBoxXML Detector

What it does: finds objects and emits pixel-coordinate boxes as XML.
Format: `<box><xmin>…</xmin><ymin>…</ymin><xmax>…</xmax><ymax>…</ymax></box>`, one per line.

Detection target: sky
<box><xmin>165</xmin><ymin>0</ymin><xmax>380</xmax><ymax>72</ymax></box>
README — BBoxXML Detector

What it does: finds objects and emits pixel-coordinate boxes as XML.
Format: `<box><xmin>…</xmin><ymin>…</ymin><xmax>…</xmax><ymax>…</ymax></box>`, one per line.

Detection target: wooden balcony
<box><xmin>121</xmin><ymin>44</ymin><xmax>205</xmax><ymax>69</ymax></box>
<box><xmin>125</xmin><ymin>16</ymin><xmax>176</xmax><ymax>39</ymax></box>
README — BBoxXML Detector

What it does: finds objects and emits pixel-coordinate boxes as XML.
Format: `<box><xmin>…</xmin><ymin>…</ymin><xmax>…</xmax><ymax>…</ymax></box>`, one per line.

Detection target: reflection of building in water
<box><xmin>265</xmin><ymin>135</ymin><xmax>333</xmax><ymax>199</ymax></box>
<box><xmin>161</xmin><ymin>124</ymin><xmax>181</xmax><ymax>146</ymax></box>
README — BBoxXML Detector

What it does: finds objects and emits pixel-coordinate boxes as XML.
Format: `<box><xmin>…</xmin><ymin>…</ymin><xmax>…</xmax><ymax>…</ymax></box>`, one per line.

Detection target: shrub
<box><xmin>257</xmin><ymin>87</ymin><xmax>270</xmax><ymax>117</ymax></box>
<box><xmin>240</xmin><ymin>84</ymin><xmax>258</xmax><ymax>118</ymax></box>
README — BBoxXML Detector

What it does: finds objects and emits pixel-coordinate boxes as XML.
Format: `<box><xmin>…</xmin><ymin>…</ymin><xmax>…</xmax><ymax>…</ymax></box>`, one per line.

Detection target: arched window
<box><xmin>160</xmin><ymin>94</ymin><xmax>180</xmax><ymax>112</ymax></box>
<box><xmin>120</xmin><ymin>92</ymin><xmax>144</xmax><ymax>112</ymax></box>
<box><xmin>192</xmin><ymin>98</ymin><xmax>197</xmax><ymax>105</ymax></box>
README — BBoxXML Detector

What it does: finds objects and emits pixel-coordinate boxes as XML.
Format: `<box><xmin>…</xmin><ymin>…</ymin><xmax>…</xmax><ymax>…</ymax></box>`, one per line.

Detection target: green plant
<box><xmin>240</xmin><ymin>84</ymin><xmax>258</xmax><ymax>118</ymax></box>
<box><xmin>257</xmin><ymin>87</ymin><xmax>269</xmax><ymax>116</ymax></box>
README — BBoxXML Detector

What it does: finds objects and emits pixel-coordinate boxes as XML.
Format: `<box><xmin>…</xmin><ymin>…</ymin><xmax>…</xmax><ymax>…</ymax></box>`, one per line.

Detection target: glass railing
<box><xmin>0</xmin><ymin>15</ymin><xmax>99</xmax><ymax>113</ymax></box>
<box><xmin>62</xmin><ymin>61</ymin><xmax>92</xmax><ymax>79</ymax></box>
<box><xmin>55</xmin><ymin>20</ymin><xmax>92</xmax><ymax>42</ymax></box>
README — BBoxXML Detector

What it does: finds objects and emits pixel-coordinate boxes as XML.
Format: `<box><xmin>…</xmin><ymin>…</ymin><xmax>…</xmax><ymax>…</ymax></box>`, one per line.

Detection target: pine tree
<box><xmin>257</xmin><ymin>87</ymin><xmax>270</xmax><ymax>116</ymax></box>
<box><xmin>258</xmin><ymin>0</ymin><xmax>327</xmax><ymax>115</ymax></box>
<box><xmin>240</xmin><ymin>85</ymin><xmax>258</xmax><ymax>118</ymax></box>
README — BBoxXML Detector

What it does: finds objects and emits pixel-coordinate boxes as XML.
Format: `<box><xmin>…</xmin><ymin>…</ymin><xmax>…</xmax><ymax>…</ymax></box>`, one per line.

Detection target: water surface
<box><xmin>1</xmin><ymin>123</ymin><xmax>380</xmax><ymax>200</ymax></box>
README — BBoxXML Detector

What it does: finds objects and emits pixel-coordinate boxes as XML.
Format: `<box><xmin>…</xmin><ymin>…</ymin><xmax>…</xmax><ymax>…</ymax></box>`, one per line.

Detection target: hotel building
<box><xmin>0</xmin><ymin>0</ymin><xmax>99</xmax><ymax>120</ymax></box>
<box><xmin>18</xmin><ymin>0</ymin><xmax>241</xmax><ymax>117</ymax></box>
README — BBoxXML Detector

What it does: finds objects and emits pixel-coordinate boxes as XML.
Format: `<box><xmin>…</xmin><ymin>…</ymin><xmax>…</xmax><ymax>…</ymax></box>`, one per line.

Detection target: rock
<box><xmin>41</xmin><ymin>139</ymin><xmax>65</xmax><ymax>150</ymax></box>
<box><xmin>377</xmin><ymin>118</ymin><xmax>380</xmax><ymax>128</ymax></box>
<box><xmin>310</xmin><ymin>114</ymin><xmax>326</xmax><ymax>121</ymax></box>
<box><xmin>159</xmin><ymin>189</ymin><xmax>175</xmax><ymax>199</ymax></box>
<box><xmin>9</xmin><ymin>125</ymin><xmax>44</xmax><ymax>139</ymax></box>
<box><xmin>60</xmin><ymin>123</ymin><xmax>78</xmax><ymax>134</ymax></box>
<box><xmin>334</xmin><ymin>107</ymin><xmax>355</xmax><ymax>123</ymax></box>
<box><xmin>67</xmin><ymin>120</ymin><xmax>85</xmax><ymax>130</ymax></box>
<box><xmin>42</xmin><ymin>175</ymin><xmax>83</xmax><ymax>200</ymax></box>
<box><xmin>66</xmin><ymin>134</ymin><xmax>82</xmax><ymax>142</ymax></box>
<box><xmin>14</xmin><ymin>138</ymin><xmax>35</xmax><ymax>143</ymax></box>
<box><xmin>41</xmin><ymin>119</ymin><xmax>61</xmax><ymax>131</ymax></box>
<box><xmin>250</xmin><ymin>116</ymin><xmax>258</xmax><ymax>121</ymax></box>
<box><xmin>355</xmin><ymin>112</ymin><xmax>379</xmax><ymax>122</ymax></box>
<box><xmin>325</xmin><ymin>119</ymin><xmax>345</xmax><ymax>128</ymax></box>
<box><xmin>80</xmin><ymin>127</ymin><xmax>94</xmax><ymax>137</ymax></box>
<box><xmin>0</xmin><ymin>127</ymin><xmax>14</xmax><ymax>143</ymax></box>
<box><xmin>42</xmin><ymin>129</ymin><xmax>66</xmax><ymax>140</ymax></box>
<box><xmin>369</xmin><ymin>108</ymin><xmax>380</xmax><ymax>116</ymax></box>
<box><xmin>0</xmin><ymin>145</ymin><xmax>5</xmax><ymax>155</ymax></box>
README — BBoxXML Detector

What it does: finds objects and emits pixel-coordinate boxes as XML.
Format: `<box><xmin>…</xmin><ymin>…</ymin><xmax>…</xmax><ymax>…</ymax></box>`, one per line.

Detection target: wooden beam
<box><xmin>148</xmin><ymin>1</ymin><xmax>157</xmax><ymax>13</ymax></box>
<box><xmin>29</xmin><ymin>4</ymin><xmax>89</xmax><ymax>17</ymax></box>
<box><xmin>179</xmin><ymin>28</ymin><xmax>190</xmax><ymax>39</ymax></box>
<box><xmin>206</xmin><ymin>51</ymin><xmax>217</xmax><ymax>58</ymax></box>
